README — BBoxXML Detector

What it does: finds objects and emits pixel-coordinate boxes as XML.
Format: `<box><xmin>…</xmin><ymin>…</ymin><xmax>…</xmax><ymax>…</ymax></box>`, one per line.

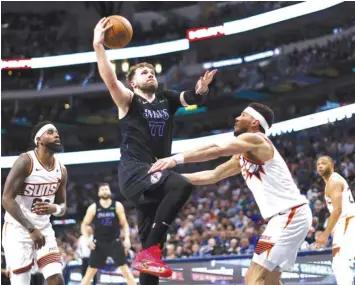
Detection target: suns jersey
<box><xmin>325</xmin><ymin>172</ymin><xmax>355</xmax><ymax>218</ymax></box>
<box><xmin>4</xmin><ymin>150</ymin><xmax>63</xmax><ymax>230</ymax></box>
<box><xmin>239</xmin><ymin>133</ymin><xmax>308</xmax><ymax>219</ymax></box>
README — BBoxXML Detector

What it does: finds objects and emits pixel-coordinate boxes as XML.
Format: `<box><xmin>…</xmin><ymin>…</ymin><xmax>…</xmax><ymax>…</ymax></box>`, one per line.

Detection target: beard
<box><xmin>100</xmin><ymin>194</ymin><xmax>111</xmax><ymax>200</ymax></box>
<box><xmin>138</xmin><ymin>81</ymin><xmax>158</xmax><ymax>93</ymax></box>
<box><xmin>321</xmin><ymin>168</ymin><xmax>332</xmax><ymax>178</ymax></box>
<box><xmin>234</xmin><ymin>126</ymin><xmax>248</xmax><ymax>137</ymax></box>
<box><xmin>46</xmin><ymin>142</ymin><xmax>64</xmax><ymax>153</ymax></box>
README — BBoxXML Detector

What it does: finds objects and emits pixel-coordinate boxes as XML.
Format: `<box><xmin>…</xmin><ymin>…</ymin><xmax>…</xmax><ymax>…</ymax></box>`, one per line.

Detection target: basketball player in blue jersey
<box><xmin>93</xmin><ymin>18</ymin><xmax>217</xmax><ymax>284</ymax></box>
<box><xmin>2</xmin><ymin>121</ymin><xmax>67</xmax><ymax>285</ymax></box>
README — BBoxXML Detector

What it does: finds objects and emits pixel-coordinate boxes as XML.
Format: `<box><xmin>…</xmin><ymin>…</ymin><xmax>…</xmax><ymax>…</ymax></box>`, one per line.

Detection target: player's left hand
<box><xmin>123</xmin><ymin>239</ymin><xmax>131</xmax><ymax>255</ymax></box>
<box><xmin>196</xmin><ymin>69</ymin><xmax>218</xmax><ymax>94</ymax></box>
<box><xmin>148</xmin><ymin>157</ymin><xmax>177</xmax><ymax>174</ymax></box>
<box><xmin>314</xmin><ymin>231</ymin><xmax>329</xmax><ymax>249</ymax></box>
<box><xmin>32</xmin><ymin>202</ymin><xmax>57</xmax><ymax>215</ymax></box>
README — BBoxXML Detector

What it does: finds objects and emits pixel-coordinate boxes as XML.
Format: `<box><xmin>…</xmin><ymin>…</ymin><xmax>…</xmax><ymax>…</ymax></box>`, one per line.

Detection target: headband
<box><xmin>34</xmin><ymin>124</ymin><xmax>56</xmax><ymax>145</ymax></box>
<box><xmin>243</xmin><ymin>107</ymin><xmax>269</xmax><ymax>131</ymax></box>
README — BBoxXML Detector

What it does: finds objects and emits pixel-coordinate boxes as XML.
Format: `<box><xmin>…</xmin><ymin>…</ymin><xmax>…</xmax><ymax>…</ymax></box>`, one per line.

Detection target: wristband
<box><xmin>53</xmin><ymin>204</ymin><xmax>61</xmax><ymax>216</ymax></box>
<box><xmin>173</xmin><ymin>153</ymin><xmax>184</xmax><ymax>164</ymax></box>
<box><xmin>199</xmin><ymin>88</ymin><xmax>209</xmax><ymax>96</ymax></box>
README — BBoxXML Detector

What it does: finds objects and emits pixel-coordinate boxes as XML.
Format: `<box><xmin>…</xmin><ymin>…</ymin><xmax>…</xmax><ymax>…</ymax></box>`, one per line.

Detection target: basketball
<box><xmin>104</xmin><ymin>15</ymin><xmax>133</xmax><ymax>49</ymax></box>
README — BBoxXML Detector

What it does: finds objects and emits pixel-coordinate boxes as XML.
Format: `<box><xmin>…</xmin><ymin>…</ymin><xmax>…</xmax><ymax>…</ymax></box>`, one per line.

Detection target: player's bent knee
<box><xmin>10</xmin><ymin>271</ymin><xmax>32</xmax><ymax>285</ymax></box>
<box><xmin>41</xmin><ymin>262</ymin><xmax>63</xmax><ymax>280</ymax></box>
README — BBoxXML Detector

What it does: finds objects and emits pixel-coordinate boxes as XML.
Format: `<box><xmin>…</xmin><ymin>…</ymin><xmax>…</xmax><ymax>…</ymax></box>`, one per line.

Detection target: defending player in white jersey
<box><xmin>315</xmin><ymin>156</ymin><xmax>355</xmax><ymax>285</ymax></box>
<box><xmin>2</xmin><ymin>121</ymin><xmax>67</xmax><ymax>285</ymax></box>
<box><xmin>149</xmin><ymin>102</ymin><xmax>312</xmax><ymax>285</ymax></box>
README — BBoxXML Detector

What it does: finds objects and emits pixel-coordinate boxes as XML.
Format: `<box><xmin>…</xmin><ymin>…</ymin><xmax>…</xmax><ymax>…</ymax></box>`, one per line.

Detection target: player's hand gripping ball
<box><xmin>103</xmin><ymin>15</ymin><xmax>133</xmax><ymax>49</ymax></box>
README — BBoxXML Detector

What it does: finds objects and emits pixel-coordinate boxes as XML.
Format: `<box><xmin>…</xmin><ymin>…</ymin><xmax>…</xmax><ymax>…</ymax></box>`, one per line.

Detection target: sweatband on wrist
<box><xmin>184</xmin><ymin>90</ymin><xmax>206</xmax><ymax>105</ymax></box>
<box><xmin>173</xmin><ymin>154</ymin><xmax>184</xmax><ymax>164</ymax></box>
<box><xmin>53</xmin><ymin>204</ymin><xmax>61</xmax><ymax>216</ymax></box>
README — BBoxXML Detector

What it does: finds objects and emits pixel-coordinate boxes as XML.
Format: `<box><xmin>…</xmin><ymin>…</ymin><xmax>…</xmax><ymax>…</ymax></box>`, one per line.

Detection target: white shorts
<box><xmin>252</xmin><ymin>203</ymin><xmax>312</xmax><ymax>271</ymax></box>
<box><xmin>332</xmin><ymin>215</ymin><xmax>355</xmax><ymax>259</ymax></box>
<box><xmin>2</xmin><ymin>222</ymin><xmax>62</xmax><ymax>278</ymax></box>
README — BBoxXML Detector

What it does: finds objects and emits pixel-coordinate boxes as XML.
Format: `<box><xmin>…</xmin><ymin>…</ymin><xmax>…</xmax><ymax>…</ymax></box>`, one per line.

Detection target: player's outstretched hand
<box><xmin>93</xmin><ymin>17</ymin><xmax>113</xmax><ymax>47</ymax></box>
<box><xmin>314</xmin><ymin>231</ymin><xmax>328</xmax><ymax>249</ymax></box>
<box><xmin>30</xmin><ymin>228</ymin><xmax>46</xmax><ymax>250</ymax></box>
<box><xmin>148</xmin><ymin>157</ymin><xmax>177</xmax><ymax>174</ymax></box>
<box><xmin>32</xmin><ymin>202</ymin><xmax>57</xmax><ymax>215</ymax></box>
<box><xmin>196</xmin><ymin>69</ymin><xmax>218</xmax><ymax>94</ymax></box>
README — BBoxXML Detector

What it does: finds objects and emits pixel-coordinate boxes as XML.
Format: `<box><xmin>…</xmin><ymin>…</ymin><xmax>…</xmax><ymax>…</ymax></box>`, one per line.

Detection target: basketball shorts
<box><xmin>89</xmin><ymin>240</ymin><xmax>127</xmax><ymax>269</ymax></box>
<box><xmin>331</xmin><ymin>215</ymin><xmax>355</xmax><ymax>259</ymax></box>
<box><xmin>2</xmin><ymin>222</ymin><xmax>62</xmax><ymax>279</ymax></box>
<box><xmin>253</xmin><ymin>203</ymin><xmax>312</xmax><ymax>271</ymax></box>
<box><xmin>119</xmin><ymin>158</ymin><xmax>170</xmax><ymax>200</ymax></box>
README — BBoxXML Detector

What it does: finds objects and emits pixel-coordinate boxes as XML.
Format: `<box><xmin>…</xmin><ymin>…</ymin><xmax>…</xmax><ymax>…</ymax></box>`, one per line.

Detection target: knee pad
<box><xmin>40</xmin><ymin>262</ymin><xmax>63</xmax><ymax>280</ymax></box>
<box><xmin>10</xmin><ymin>271</ymin><xmax>31</xmax><ymax>285</ymax></box>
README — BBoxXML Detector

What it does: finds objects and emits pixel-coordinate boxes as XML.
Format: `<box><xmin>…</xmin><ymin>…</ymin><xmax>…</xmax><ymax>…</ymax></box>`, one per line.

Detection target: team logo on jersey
<box><xmin>240</xmin><ymin>156</ymin><xmax>265</xmax><ymax>182</ymax></box>
<box><xmin>22</xmin><ymin>183</ymin><xmax>59</xmax><ymax>197</ymax></box>
<box><xmin>143</xmin><ymin>109</ymin><xmax>169</xmax><ymax>120</ymax></box>
<box><xmin>151</xmin><ymin>172</ymin><xmax>162</xmax><ymax>184</ymax></box>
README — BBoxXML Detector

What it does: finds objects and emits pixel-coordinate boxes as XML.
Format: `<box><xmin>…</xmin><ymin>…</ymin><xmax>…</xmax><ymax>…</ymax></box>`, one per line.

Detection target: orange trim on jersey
<box><xmin>25</xmin><ymin>152</ymin><xmax>33</xmax><ymax>176</ymax></box>
<box><xmin>332</xmin><ymin>247</ymin><xmax>340</xmax><ymax>257</ymax></box>
<box><xmin>12</xmin><ymin>260</ymin><xmax>34</xmax><ymax>274</ymax></box>
<box><xmin>34</xmin><ymin>150</ymin><xmax>56</xmax><ymax>172</ymax></box>
<box><xmin>242</xmin><ymin>155</ymin><xmax>264</xmax><ymax>166</ymax></box>
<box><xmin>344</xmin><ymin>216</ymin><xmax>354</xmax><ymax>234</ymax></box>
<box><xmin>284</xmin><ymin>203</ymin><xmax>306</xmax><ymax>229</ymax></box>
<box><xmin>254</xmin><ymin>240</ymin><xmax>275</xmax><ymax>257</ymax></box>
<box><xmin>37</xmin><ymin>252</ymin><xmax>61</xmax><ymax>268</ymax></box>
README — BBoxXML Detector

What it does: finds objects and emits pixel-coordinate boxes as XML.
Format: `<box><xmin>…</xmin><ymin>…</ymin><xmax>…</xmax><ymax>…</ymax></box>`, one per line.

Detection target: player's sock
<box><xmin>145</xmin><ymin>174</ymin><xmax>194</xmax><ymax>247</ymax></box>
<box><xmin>332</xmin><ymin>255</ymin><xmax>354</xmax><ymax>285</ymax></box>
<box><xmin>139</xmin><ymin>272</ymin><xmax>159</xmax><ymax>285</ymax></box>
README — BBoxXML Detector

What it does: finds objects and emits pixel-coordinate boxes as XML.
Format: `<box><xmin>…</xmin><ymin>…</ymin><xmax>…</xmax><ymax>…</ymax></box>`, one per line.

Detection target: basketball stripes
<box><xmin>284</xmin><ymin>203</ymin><xmax>306</xmax><ymax>229</ymax></box>
<box><xmin>332</xmin><ymin>247</ymin><xmax>340</xmax><ymax>257</ymax></box>
<box><xmin>255</xmin><ymin>240</ymin><xmax>275</xmax><ymax>257</ymax></box>
<box><xmin>344</xmin><ymin>216</ymin><xmax>354</xmax><ymax>233</ymax></box>
<box><xmin>37</xmin><ymin>252</ymin><xmax>61</xmax><ymax>268</ymax></box>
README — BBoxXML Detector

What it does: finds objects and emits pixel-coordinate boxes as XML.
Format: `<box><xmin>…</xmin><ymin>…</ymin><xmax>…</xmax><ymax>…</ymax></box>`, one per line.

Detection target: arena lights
<box><xmin>1</xmin><ymin>39</ymin><xmax>189</xmax><ymax>69</ymax></box>
<box><xmin>1</xmin><ymin>104</ymin><xmax>354</xmax><ymax>168</ymax></box>
<box><xmin>224</xmin><ymin>0</ymin><xmax>344</xmax><ymax>36</ymax></box>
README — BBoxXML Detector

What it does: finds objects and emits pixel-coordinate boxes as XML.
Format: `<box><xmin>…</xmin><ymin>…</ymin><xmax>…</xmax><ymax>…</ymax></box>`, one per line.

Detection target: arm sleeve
<box><xmin>163</xmin><ymin>89</ymin><xmax>183</xmax><ymax>114</ymax></box>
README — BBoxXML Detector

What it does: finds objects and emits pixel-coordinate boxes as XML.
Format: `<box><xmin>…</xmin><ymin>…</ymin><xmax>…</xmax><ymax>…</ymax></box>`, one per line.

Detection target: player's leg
<box><xmin>144</xmin><ymin>172</ymin><xmax>195</xmax><ymax>248</ymax></box>
<box><xmin>2</xmin><ymin>222</ymin><xmax>34</xmax><ymax>285</ymax></box>
<box><xmin>245</xmin><ymin>262</ymin><xmax>269</xmax><ymax>285</ymax></box>
<box><xmin>119</xmin><ymin>264</ymin><xmax>137</xmax><ymax>285</ymax></box>
<box><xmin>82</xmin><ymin>242</ymin><xmax>106</xmax><ymax>285</ymax></box>
<box><xmin>265</xmin><ymin>269</ymin><xmax>283</xmax><ymax>285</ymax></box>
<box><xmin>81</xmin><ymin>266</ymin><xmax>98</xmax><ymax>285</ymax></box>
<box><xmin>36</xmin><ymin>226</ymin><xmax>64</xmax><ymax>285</ymax></box>
<box><xmin>332</xmin><ymin>216</ymin><xmax>355</xmax><ymax>285</ymax></box>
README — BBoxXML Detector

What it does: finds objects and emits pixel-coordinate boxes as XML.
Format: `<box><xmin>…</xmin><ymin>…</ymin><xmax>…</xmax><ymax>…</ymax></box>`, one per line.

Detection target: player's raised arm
<box><xmin>148</xmin><ymin>133</ymin><xmax>265</xmax><ymax>173</ymax></box>
<box><xmin>183</xmin><ymin>156</ymin><xmax>241</xmax><ymax>185</ymax></box>
<box><xmin>180</xmin><ymin>69</ymin><xmax>217</xmax><ymax>106</ymax></box>
<box><xmin>2</xmin><ymin>154</ymin><xmax>34</xmax><ymax>230</ymax></box>
<box><xmin>93</xmin><ymin>18</ymin><xmax>133</xmax><ymax>110</ymax></box>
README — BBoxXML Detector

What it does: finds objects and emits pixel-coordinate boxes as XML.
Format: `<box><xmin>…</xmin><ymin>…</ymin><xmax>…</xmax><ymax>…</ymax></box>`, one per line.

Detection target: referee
<box><xmin>80</xmin><ymin>183</ymin><xmax>136</xmax><ymax>285</ymax></box>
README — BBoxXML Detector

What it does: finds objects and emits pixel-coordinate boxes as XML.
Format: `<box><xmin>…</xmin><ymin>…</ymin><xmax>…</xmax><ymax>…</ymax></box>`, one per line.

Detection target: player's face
<box><xmin>234</xmin><ymin>112</ymin><xmax>252</xmax><ymax>136</ymax></box>
<box><xmin>317</xmin><ymin>157</ymin><xmax>333</xmax><ymax>177</ymax></box>
<box><xmin>132</xmin><ymin>67</ymin><xmax>158</xmax><ymax>93</ymax></box>
<box><xmin>39</xmin><ymin>127</ymin><xmax>63</xmax><ymax>153</ymax></box>
<box><xmin>98</xmin><ymin>186</ymin><xmax>111</xmax><ymax>200</ymax></box>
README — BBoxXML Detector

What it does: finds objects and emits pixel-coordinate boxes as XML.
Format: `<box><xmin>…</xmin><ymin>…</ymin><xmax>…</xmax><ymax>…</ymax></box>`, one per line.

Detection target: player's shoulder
<box><xmin>88</xmin><ymin>203</ymin><xmax>97</xmax><ymax>212</ymax></box>
<box><xmin>12</xmin><ymin>152</ymin><xmax>32</xmax><ymax>172</ymax></box>
<box><xmin>238</xmin><ymin>132</ymin><xmax>267</xmax><ymax>144</ymax></box>
<box><xmin>115</xmin><ymin>201</ymin><xmax>124</xmax><ymax>209</ymax></box>
<box><xmin>328</xmin><ymin>172</ymin><xmax>345</xmax><ymax>187</ymax></box>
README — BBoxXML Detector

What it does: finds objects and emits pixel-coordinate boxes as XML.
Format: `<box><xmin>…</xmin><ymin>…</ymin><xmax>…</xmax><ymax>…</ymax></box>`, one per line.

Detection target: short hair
<box><xmin>126</xmin><ymin>62</ymin><xmax>155</xmax><ymax>82</ymax></box>
<box><xmin>31</xmin><ymin>120</ymin><xmax>54</xmax><ymax>147</ymax></box>
<box><xmin>248</xmin><ymin>102</ymin><xmax>274</xmax><ymax>133</ymax></box>
<box><xmin>317</xmin><ymin>155</ymin><xmax>334</xmax><ymax>166</ymax></box>
<box><xmin>98</xmin><ymin>183</ymin><xmax>110</xmax><ymax>190</ymax></box>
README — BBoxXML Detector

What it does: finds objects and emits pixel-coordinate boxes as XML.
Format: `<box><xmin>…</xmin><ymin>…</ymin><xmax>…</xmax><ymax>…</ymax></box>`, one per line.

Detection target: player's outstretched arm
<box><xmin>115</xmin><ymin>202</ymin><xmax>131</xmax><ymax>252</ymax></box>
<box><xmin>148</xmin><ymin>133</ymin><xmax>264</xmax><ymax>173</ymax></box>
<box><xmin>179</xmin><ymin>69</ymin><xmax>217</xmax><ymax>107</ymax></box>
<box><xmin>93</xmin><ymin>17</ymin><xmax>133</xmax><ymax>110</ymax></box>
<box><xmin>2</xmin><ymin>154</ymin><xmax>35</xmax><ymax>231</ymax></box>
<box><xmin>183</xmin><ymin>156</ymin><xmax>241</xmax><ymax>185</ymax></box>
<box><xmin>81</xmin><ymin>204</ymin><xmax>96</xmax><ymax>238</ymax></box>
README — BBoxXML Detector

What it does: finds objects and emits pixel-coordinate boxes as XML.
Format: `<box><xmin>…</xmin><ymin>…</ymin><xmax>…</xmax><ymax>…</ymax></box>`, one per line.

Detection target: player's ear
<box><xmin>130</xmin><ymin>80</ymin><xmax>136</xmax><ymax>89</ymax></box>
